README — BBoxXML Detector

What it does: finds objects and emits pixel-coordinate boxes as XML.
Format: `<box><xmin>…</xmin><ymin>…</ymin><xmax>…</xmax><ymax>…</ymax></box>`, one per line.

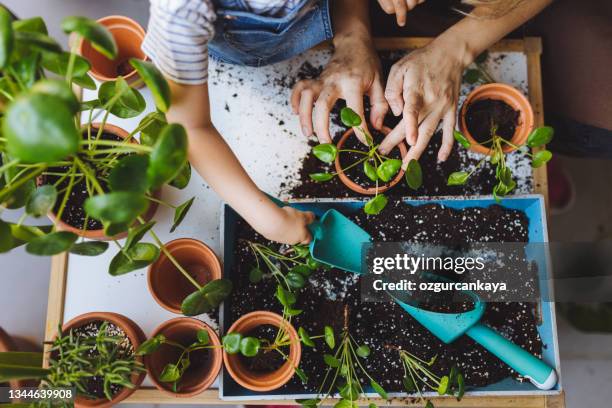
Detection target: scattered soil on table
<box><xmin>238</xmin><ymin>325</ymin><xmax>288</xmax><ymax>373</ymax></box>
<box><xmin>44</xmin><ymin>132</ymin><xmax>124</xmax><ymax>231</ymax></box>
<box><xmin>465</xmin><ymin>99</ymin><xmax>519</xmax><ymax>145</ymax></box>
<box><xmin>225</xmin><ymin>202</ymin><xmax>542</xmax><ymax>394</ymax></box>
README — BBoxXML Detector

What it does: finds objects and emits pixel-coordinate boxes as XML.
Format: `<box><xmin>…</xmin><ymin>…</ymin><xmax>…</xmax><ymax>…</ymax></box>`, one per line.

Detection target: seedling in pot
<box><xmin>448</xmin><ymin>125</ymin><xmax>554</xmax><ymax>201</ymax></box>
<box><xmin>309</xmin><ymin>107</ymin><xmax>422</xmax><ymax>215</ymax></box>
<box><xmin>297</xmin><ymin>306</ymin><xmax>388</xmax><ymax>408</ymax></box>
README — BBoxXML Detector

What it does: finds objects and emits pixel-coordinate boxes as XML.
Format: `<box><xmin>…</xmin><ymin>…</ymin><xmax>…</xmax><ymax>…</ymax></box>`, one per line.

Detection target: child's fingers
<box><xmin>313</xmin><ymin>88</ymin><xmax>338</xmax><ymax>143</ymax></box>
<box><xmin>368</xmin><ymin>74</ymin><xmax>389</xmax><ymax>130</ymax></box>
<box><xmin>299</xmin><ymin>88</ymin><xmax>316</xmax><ymax>138</ymax></box>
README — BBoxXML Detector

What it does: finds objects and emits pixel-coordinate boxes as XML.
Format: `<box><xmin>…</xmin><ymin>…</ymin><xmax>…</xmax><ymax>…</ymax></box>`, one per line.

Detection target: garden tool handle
<box><xmin>264</xmin><ymin>193</ymin><xmax>323</xmax><ymax>241</ymax></box>
<box><xmin>466</xmin><ymin>323</ymin><xmax>557</xmax><ymax>390</ymax></box>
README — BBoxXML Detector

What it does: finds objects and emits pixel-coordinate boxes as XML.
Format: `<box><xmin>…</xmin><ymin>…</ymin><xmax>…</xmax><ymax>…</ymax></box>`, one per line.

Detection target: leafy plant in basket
<box><xmin>0</xmin><ymin>10</ymin><xmax>231</xmax><ymax>315</ymax></box>
<box><xmin>309</xmin><ymin>107</ymin><xmax>423</xmax><ymax>215</ymax></box>
<box><xmin>448</xmin><ymin>125</ymin><xmax>554</xmax><ymax>201</ymax></box>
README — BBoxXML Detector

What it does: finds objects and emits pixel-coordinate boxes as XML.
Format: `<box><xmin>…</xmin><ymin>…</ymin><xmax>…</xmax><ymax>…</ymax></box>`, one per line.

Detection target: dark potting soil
<box><xmin>117</xmin><ymin>60</ymin><xmax>135</xmax><ymax>77</ymax></box>
<box><xmin>44</xmin><ymin>132</ymin><xmax>124</xmax><ymax>231</ymax></box>
<box><xmin>226</xmin><ymin>202</ymin><xmax>542</xmax><ymax>394</ymax></box>
<box><xmin>338</xmin><ymin>128</ymin><xmax>402</xmax><ymax>189</ymax></box>
<box><xmin>238</xmin><ymin>324</ymin><xmax>288</xmax><ymax>373</ymax></box>
<box><xmin>465</xmin><ymin>99</ymin><xmax>519</xmax><ymax>145</ymax></box>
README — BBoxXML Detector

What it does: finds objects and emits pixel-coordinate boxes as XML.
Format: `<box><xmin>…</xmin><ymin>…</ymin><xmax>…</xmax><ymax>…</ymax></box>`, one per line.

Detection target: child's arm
<box><xmin>166</xmin><ymin>80</ymin><xmax>315</xmax><ymax>245</ymax></box>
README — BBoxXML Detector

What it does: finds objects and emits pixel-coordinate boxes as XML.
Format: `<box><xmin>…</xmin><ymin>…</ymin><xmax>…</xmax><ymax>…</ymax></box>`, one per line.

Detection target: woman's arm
<box><xmin>167</xmin><ymin>81</ymin><xmax>314</xmax><ymax>244</ymax></box>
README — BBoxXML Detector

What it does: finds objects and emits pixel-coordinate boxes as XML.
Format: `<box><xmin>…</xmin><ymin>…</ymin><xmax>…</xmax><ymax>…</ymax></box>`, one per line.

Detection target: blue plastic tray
<box><xmin>220</xmin><ymin>194</ymin><xmax>561</xmax><ymax>400</ymax></box>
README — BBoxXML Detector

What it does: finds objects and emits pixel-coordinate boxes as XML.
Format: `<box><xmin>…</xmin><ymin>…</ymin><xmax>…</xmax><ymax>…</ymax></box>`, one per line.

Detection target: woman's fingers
<box><xmin>298</xmin><ymin>88</ymin><xmax>317</xmax><ymax>138</ymax></box>
<box><xmin>385</xmin><ymin>64</ymin><xmax>405</xmax><ymax>116</ymax></box>
<box><xmin>403</xmin><ymin>108</ymin><xmax>443</xmax><ymax>165</ymax></box>
<box><xmin>378</xmin><ymin>0</ymin><xmax>396</xmax><ymax>14</ymax></box>
<box><xmin>368</xmin><ymin>74</ymin><xmax>389</xmax><ymax>130</ymax></box>
<box><xmin>291</xmin><ymin>80</ymin><xmax>308</xmax><ymax>114</ymax></box>
<box><xmin>379</xmin><ymin>118</ymin><xmax>405</xmax><ymax>154</ymax></box>
<box><xmin>345</xmin><ymin>88</ymin><xmax>369</xmax><ymax>144</ymax></box>
<box><xmin>403</xmin><ymin>91</ymin><xmax>423</xmax><ymax>146</ymax></box>
<box><xmin>312</xmin><ymin>87</ymin><xmax>338</xmax><ymax>143</ymax></box>
<box><xmin>392</xmin><ymin>0</ymin><xmax>408</xmax><ymax>26</ymax></box>
<box><xmin>438</xmin><ymin>107</ymin><xmax>457</xmax><ymax>162</ymax></box>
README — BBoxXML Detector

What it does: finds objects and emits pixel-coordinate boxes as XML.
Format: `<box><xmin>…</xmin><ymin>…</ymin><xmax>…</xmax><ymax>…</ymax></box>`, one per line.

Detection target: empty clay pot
<box><xmin>335</xmin><ymin>126</ymin><xmax>408</xmax><ymax>195</ymax></box>
<box><xmin>223</xmin><ymin>311</ymin><xmax>301</xmax><ymax>392</ymax></box>
<box><xmin>145</xmin><ymin>318</ymin><xmax>222</xmax><ymax>397</ymax></box>
<box><xmin>148</xmin><ymin>239</ymin><xmax>223</xmax><ymax>314</ymax></box>
<box><xmin>59</xmin><ymin>312</ymin><xmax>146</xmax><ymax>408</ymax></box>
<box><xmin>79</xmin><ymin>16</ymin><xmax>147</xmax><ymax>85</ymax></box>
<box><xmin>459</xmin><ymin>83</ymin><xmax>535</xmax><ymax>155</ymax></box>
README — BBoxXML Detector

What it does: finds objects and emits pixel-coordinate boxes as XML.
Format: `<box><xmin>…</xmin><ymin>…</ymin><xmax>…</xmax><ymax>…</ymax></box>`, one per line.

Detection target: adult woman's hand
<box><xmin>379</xmin><ymin>37</ymin><xmax>469</xmax><ymax>163</ymax></box>
<box><xmin>377</xmin><ymin>0</ymin><xmax>426</xmax><ymax>27</ymax></box>
<box><xmin>291</xmin><ymin>35</ymin><xmax>388</xmax><ymax>144</ymax></box>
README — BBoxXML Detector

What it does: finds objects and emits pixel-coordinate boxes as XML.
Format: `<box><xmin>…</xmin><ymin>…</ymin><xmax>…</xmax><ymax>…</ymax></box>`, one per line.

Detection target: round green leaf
<box><xmin>159</xmin><ymin>363</ymin><xmax>180</xmax><ymax>383</ymax></box>
<box><xmin>170</xmin><ymin>162</ymin><xmax>192</xmax><ymax>190</ymax></box>
<box><xmin>527</xmin><ymin>126</ymin><xmax>554</xmax><ymax>148</ymax></box>
<box><xmin>109</xmin><ymin>242</ymin><xmax>160</xmax><ymax>276</ymax></box>
<box><xmin>197</xmin><ymin>329</ymin><xmax>210</xmax><ymax>345</ymax></box>
<box><xmin>69</xmin><ymin>241</ymin><xmax>109</xmax><ymax>256</ymax></box>
<box><xmin>0</xmin><ymin>6</ymin><xmax>14</xmax><ymax>68</ymax></box>
<box><xmin>239</xmin><ymin>337</ymin><xmax>261</xmax><ymax>357</ymax></box>
<box><xmin>13</xmin><ymin>17</ymin><xmax>48</xmax><ymax>35</ymax></box>
<box><xmin>312</xmin><ymin>143</ymin><xmax>338</xmax><ymax>163</ymax></box>
<box><xmin>31</xmin><ymin>79</ymin><xmax>80</xmax><ymax>113</ymax></box>
<box><xmin>447</xmin><ymin>171</ymin><xmax>470</xmax><ymax>186</ymax></box>
<box><xmin>25</xmin><ymin>185</ymin><xmax>57</xmax><ymax>217</ymax></box>
<box><xmin>98</xmin><ymin>78</ymin><xmax>146</xmax><ymax>119</ymax></box>
<box><xmin>532</xmin><ymin>149</ymin><xmax>552</xmax><ymax>168</ymax></box>
<box><xmin>376</xmin><ymin>159</ymin><xmax>402</xmax><ymax>182</ymax></box>
<box><xmin>139</xmin><ymin>112</ymin><xmax>167</xmax><ymax>147</ymax></box>
<box><xmin>181</xmin><ymin>279</ymin><xmax>233</xmax><ymax>316</ymax></box>
<box><xmin>136</xmin><ymin>334</ymin><xmax>165</xmax><ymax>355</ymax></box>
<box><xmin>286</xmin><ymin>271</ymin><xmax>306</xmax><ymax>289</ymax></box>
<box><xmin>363</xmin><ymin>160</ymin><xmax>378</xmax><ymax>182</ymax></box>
<box><xmin>41</xmin><ymin>51</ymin><xmax>91</xmax><ymax>78</ymax></box>
<box><xmin>453</xmin><ymin>130</ymin><xmax>471</xmax><ymax>149</ymax></box>
<box><xmin>291</xmin><ymin>264</ymin><xmax>312</xmax><ymax>278</ymax></box>
<box><xmin>463</xmin><ymin>68</ymin><xmax>481</xmax><ymax>85</ymax></box>
<box><xmin>171</xmin><ymin>196</ymin><xmax>195</xmax><ymax>233</ymax></box>
<box><xmin>405</xmin><ymin>159</ymin><xmax>423</xmax><ymax>190</ymax></box>
<box><xmin>26</xmin><ymin>231</ymin><xmax>78</xmax><ymax>256</ymax></box>
<box><xmin>103</xmin><ymin>221</ymin><xmax>129</xmax><ymax>237</ymax></box>
<box><xmin>323</xmin><ymin>354</ymin><xmax>340</xmax><ymax>368</ymax></box>
<box><xmin>130</xmin><ymin>59</ymin><xmax>171</xmax><ymax>113</ymax></box>
<box><xmin>108</xmin><ymin>155</ymin><xmax>149</xmax><ymax>193</ymax></box>
<box><xmin>0</xmin><ymin>220</ymin><xmax>14</xmax><ymax>253</ymax></box>
<box><xmin>340</xmin><ymin>107</ymin><xmax>362</xmax><ymax>128</ymax></box>
<box><xmin>324</xmin><ymin>326</ymin><xmax>335</xmax><ymax>349</ymax></box>
<box><xmin>309</xmin><ymin>173</ymin><xmax>334</xmax><ymax>182</ymax></box>
<box><xmin>298</xmin><ymin>327</ymin><xmax>315</xmax><ymax>347</ymax></box>
<box><xmin>125</xmin><ymin>221</ymin><xmax>156</xmax><ymax>252</ymax></box>
<box><xmin>13</xmin><ymin>31</ymin><xmax>61</xmax><ymax>54</ymax></box>
<box><xmin>370</xmin><ymin>380</ymin><xmax>388</xmax><ymax>399</ymax></box>
<box><xmin>364</xmin><ymin>194</ymin><xmax>388</xmax><ymax>215</ymax></box>
<box><xmin>222</xmin><ymin>333</ymin><xmax>242</xmax><ymax>354</ymax></box>
<box><xmin>147</xmin><ymin>124</ymin><xmax>188</xmax><ymax>190</ymax></box>
<box><xmin>356</xmin><ymin>345</ymin><xmax>370</xmax><ymax>358</ymax></box>
<box><xmin>61</xmin><ymin>16</ymin><xmax>117</xmax><ymax>60</ymax></box>
<box><xmin>249</xmin><ymin>267</ymin><xmax>263</xmax><ymax>283</ymax></box>
<box><xmin>85</xmin><ymin>192</ymin><xmax>149</xmax><ymax>224</ymax></box>
<box><xmin>72</xmin><ymin>73</ymin><xmax>96</xmax><ymax>90</ymax></box>
<box><xmin>4</xmin><ymin>93</ymin><xmax>79</xmax><ymax>163</ymax></box>
<box><xmin>437</xmin><ymin>375</ymin><xmax>450</xmax><ymax>395</ymax></box>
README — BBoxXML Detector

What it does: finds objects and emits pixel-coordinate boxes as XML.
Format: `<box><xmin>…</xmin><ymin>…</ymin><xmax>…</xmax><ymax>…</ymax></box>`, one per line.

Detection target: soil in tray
<box><xmin>238</xmin><ymin>324</ymin><xmax>288</xmax><ymax>373</ymax></box>
<box><xmin>226</xmin><ymin>202</ymin><xmax>542</xmax><ymax>394</ymax></box>
<box><xmin>465</xmin><ymin>98</ymin><xmax>519</xmax><ymax>145</ymax></box>
<box><xmin>44</xmin><ymin>132</ymin><xmax>124</xmax><ymax>231</ymax></box>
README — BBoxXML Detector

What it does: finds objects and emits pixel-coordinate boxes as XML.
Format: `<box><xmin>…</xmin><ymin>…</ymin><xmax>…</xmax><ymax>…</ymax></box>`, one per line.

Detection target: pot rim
<box><xmin>148</xmin><ymin>238</ymin><xmax>223</xmax><ymax>314</ymax></box>
<box><xmin>145</xmin><ymin>317</ymin><xmax>223</xmax><ymax>397</ymax></box>
<box><xmin>459</xmin><ymin>83</ymin><xmax>534</xmax><ymax>156</ymax></box>
<box><xmin>334</xmin><ymin>126</ymin><xmax>408</xmax><ymax>195</ymax></box>
<box><xmin>223</xmin><ymin>311</ymin><xmax>302</xmax><ymax>392</ymax></box>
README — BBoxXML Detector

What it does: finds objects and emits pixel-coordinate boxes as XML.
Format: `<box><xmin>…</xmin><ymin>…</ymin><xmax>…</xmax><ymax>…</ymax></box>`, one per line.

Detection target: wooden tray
<box><xmin>44</xmin><ymin>37</ymin><xmax>564</xmax><ymax>407</ymax></box>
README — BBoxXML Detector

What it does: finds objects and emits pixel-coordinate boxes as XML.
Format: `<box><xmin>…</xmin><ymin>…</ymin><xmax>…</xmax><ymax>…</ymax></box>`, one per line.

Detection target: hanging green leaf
<box><xmin>453</xmin><ymin>130</ymin><xmax>471</xmax><ymax>149</ymax></box>
<box><xmin>363</xmin><ymin>160</ymin><xmax>378</xmax><ymax>182</ymax></box>
<box><xmin>309</xmin><ymin>172</ymin><xmax>334</xmax><ymax>182</ymax></box>
<box><xmin>125</xmin><ymin>221</ymin><xmax>156</xmax><ymax>252</ymax></box>
<box><xmin>298</xmin><ymin>327</ymin><xmax>315</xmax><ymax>347</ymax></box>
<box><xmin>98</xmin><ymin>78</ymin><xmax>146</xmax><ymax>119</ymax></box>
<box><xmin>31</xmin><ymin>79</ymin><xmax>80</xmax><ymax>113</ymax></box>
<box><xmin>340</xmin><ymin>107</ymin><xmax>362</xmax><ymax>128</ymax></box>
<box><xmin>376</xmin><ymin>159</ymin><xmax>402</xmax><ymax>182</ymax></box>
<box><xmin>405</xmin><ymin>159</ymin><xmax>423</xmax><ymax>190</ymax></box>
<box><xmin>181</xmin><ymin>279</ymin><xmax>233</xmax><ymax>316</ymax></box>
<box><xmin>70</xmin><ymin>241</ymin><xmax>109</xmax><ymax>256</ymax></box>
<box><xmin>312</xmin><ymin>143</ymin><xmax>338</xmax><ymax>163</ymax></box>
<box><xmin>222</xmin><ymin>333</ymin><xmax>242</xmax><ymax>354</ymax></box>
<box><xmin>61</xmin><ymin>16</ymin><xmax>117</xmax><ymax>59</ymax></box>
<box><xmin>0</xmin><ymin>6</ymin><xmax>14</xmax><ymax>68</ymax></box>
<box><xmin>130</xmin><ymin>59</ymin><xmax>171</xmax><ymax>113</ymax></box>
<box><xmin>25</xmin><ymin>185</ymin><xmax>57</xmax><ymax>217</ymax></box>
<box><xmin>108</xmin><ymin>155</ymin><xmax>149</xmax><ymax>193</ymax></box>
<box><xmin>9</xmin><ymin>224</ymin><xmax>52</xmax><ymax>250</ymax></box>
<box><xmin>170</xmin><ymin>197</ymin><xmax>195</xmax><ymax>233</ymax></box>
<box><xmin>136</xmin><ymin>334</ymin><xmax>165</xmax><ymax>356</ymax></box>
<box><xmin>364</xmin><ymin>194</ymin><xmax>388</xmax><ymax>215</ymax></box>
<box><xmin>109</xmin><ymin>243</ymin><xmax>160</xmax><ymax>276</ymax></box>
<box><xmin>4</xmin><ymin>93</ymin><xmax>80</xmax><ymax>163</ymax></box>
<box><xmin>0</xmin><ymin>220</ymin><xmax>14</xmax><ymax>253</ymax></box>
<box><xmin>447</xmin><ymin>171</ymin><xmax>470</xmax><ymax>186</ymax></box>
<box><xmin>138</xmin><ymin>112</ymin><xmax>167</xmax><ymax>147</ymax></box>
<box><xmin>85</xmin><ymin>192</ymin><xmax>148</xmax><ymax>224</ymax></box>
<box><xmin>532</xmin><ymin>149</ymin><xmax>552</xmax><ymax>168</ymax></box>
<box><xmin>324</xmin><ymin>325</ymin><xmax>335</xmax><ymax>349</ymax></box>
<box><xmin>170</xmin><ymin>162</ymin><xmax>192</xmax><ymax>190</ymax></box>
<box><xmin>239</xmin><ymin>337</ymin><xmax>261</xmax><ymax>357</ymax></box>
<box><xmin>527</xmin><ymin>126</ymin><xmax>554</xmax><ymax>148</ymax></box>
<box><xmin>147</xmin><ymin>124</ymin><xmax>188</xmax><ymax>190</ymax></box>
<box><xmin>26</xmin><ymin>231</ymin><xmax>78</xmax><ymax>256</ymax></box>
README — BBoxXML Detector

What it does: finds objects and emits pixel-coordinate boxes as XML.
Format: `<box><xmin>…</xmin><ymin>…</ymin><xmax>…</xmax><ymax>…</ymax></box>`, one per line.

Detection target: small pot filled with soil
<box><xmin>42</xmin><ymin>123</ymin><xmax>158</xmax><ymax>240</ymax></box>
<box><xmin>223</xmin><ymin>311</ymin><xmax>301</xmax><ymax>392</ymax></box>
<box><xmin>79</xmin><ymin>16</ymin><xmax>147</xmax><ymax>86</ymax></box>
<box><xmin>460</xmin><ymin>83</ymin><xmax>534</xmax><ymax>155</ymax></box>
<box><xmin>59</xmin><ymin>312</ymin><xmax>146</xmax><ymax>408</ymax></box>
<box><xmin>335</xmin><ymin>126</ymin><xmax>407</xmax><ymax>195</ymax></box>
<box><xmin>145</xmin><ymin>318</ymin><xmax>222</xmax><ymax>397</ymax></box>
<box><xmin>148</xmin><ymin>238</ymin><xmax>222</xmax><ymax>314</ymax></box>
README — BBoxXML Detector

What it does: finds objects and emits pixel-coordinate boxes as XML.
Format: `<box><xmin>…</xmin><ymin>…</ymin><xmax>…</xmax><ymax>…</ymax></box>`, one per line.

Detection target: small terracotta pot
<box><xmin>148</xmin><ymin>239</ymin><xmax>222</xmax><ymax>314</ymax></box>
<box><xmin>145</xmin><ymin>318</ymin><xmax>222</xmax><ymax>397</ymax></box>
<box><xmin>459</xmin><ymin>83</ymin><xmax>535</xmax><ymax>155</ymax></box>
<box><xmin>223</xmin><ymin>311</ymin><xmax>301</xmax><ymax>392</ymax></box>
<box><xmin>46</xmin><ymin>123</ymin><xmax>158</xmax><ymax>241</ymax></box>
<box><xmin>334</xmin><ymin>126</ymin><xmax>408</xmax><ymax>195</ymax></box>
<box><xmin>79</xmin><ymin>16</ymin><xmax>147</xmax><ymax>85</ymax></box>
<box><xmin>59</xmin><ymin>312</ymin><xmax>146</xmax><ymax>408</ymax></box>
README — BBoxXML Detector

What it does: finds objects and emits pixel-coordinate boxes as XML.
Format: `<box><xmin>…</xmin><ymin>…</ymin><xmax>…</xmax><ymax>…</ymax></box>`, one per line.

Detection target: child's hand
<box><xmin>377</xmin><ymin>0</ymin><xmax>426</xmax><ymax>26</ymax></box>
<box><xmin>259</xmin><ymin>207</ymin><xmax>316</xmax><ymax>245</ymax></box>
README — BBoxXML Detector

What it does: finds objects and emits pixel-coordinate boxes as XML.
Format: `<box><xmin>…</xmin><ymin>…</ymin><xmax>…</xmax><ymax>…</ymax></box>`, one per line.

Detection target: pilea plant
<box><xmin>309</xmin><ymin>107</ymin><xmax>422</xmax><ymax>215</ymax></box>
<box><xmin>448</xmin><ymin>126</ymin><xmax>554</xmax><ymax>201</ymax></box>
<box><xmin>463</xmin><ymin>51</ymin><xmax>495</xmax><ymax>85</ymax></box>
<box><xmin>391</xmin><ymin>346</ymin><xmax>465</xmax><ymax>408</ymax></box>
<box><xmin>0</xmin><ymin>10</ymin><xmax>231</xmax><ymax>315</ymax></box>
<box><xmin>297</xmin><ymin>307</ymin><xmax>388</xmax><ymax>408</ymax></box>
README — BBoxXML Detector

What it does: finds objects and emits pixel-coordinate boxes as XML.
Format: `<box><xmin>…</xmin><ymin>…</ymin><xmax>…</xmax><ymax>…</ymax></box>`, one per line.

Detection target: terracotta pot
<box><xmin>334</xmin><ymin>126</ymin><xmax>408</xmax><ymax>195</ymax></box>
<box><xmin>145</xmin><ymin>318</ymin><xmax>222</xmax><ymax>397</ymax></box>
<box><xmin>148</xmin><ymin>239</ymin><xmax>222</xmax><ymax>314</ymax></box>
<box><xmin>45</xmin><ymin>123</ymin><xmax>158</xmax><ymax>241</ymax></box>
<box><xmin>459</xmin><ymin>83</ymin><xmax>535</xmax><ymax>155</ymax></box>
<box><xmin>79</xmin><ymin>16</ymin><xmax>147</xmax><ymax>86</ymax></box>
<box><xmin>59</xmin><ymin>312</ymin><xmax>146</xmax><ymax>408</ymax></box>
<box><xmin>223</xmin><ymin>311</ymin><xmax>301</xmax><ymax>392</ymax></box>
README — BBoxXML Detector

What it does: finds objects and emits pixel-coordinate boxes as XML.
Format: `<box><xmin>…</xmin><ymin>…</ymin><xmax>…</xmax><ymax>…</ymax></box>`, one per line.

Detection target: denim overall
<box><xmin>208</xmin><ymin>0</ymin><xmax>333</xmax><ymax>67</ymax></box>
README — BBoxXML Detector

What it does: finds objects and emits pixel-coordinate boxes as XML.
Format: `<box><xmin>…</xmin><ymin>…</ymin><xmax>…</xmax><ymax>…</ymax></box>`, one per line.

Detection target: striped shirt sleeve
<box><xmin>142</xmin><ymin>0</ymin><xmax>216</xmax><ymax>85</ymax></box>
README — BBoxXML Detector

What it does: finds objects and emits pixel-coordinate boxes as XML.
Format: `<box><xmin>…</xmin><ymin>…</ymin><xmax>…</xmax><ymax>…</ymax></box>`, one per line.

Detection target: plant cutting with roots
<box><xmin>297</xmin><ymin>306</ymin><xmax>388</xmax><ymax>408</ymax></box>
<box><xmin>309</xmin><ymin>107</ymin><xmax>423</xmax><ymax>215</ymax></box>
<box><xmin>448</xmin><ymin>124</ymin><xmax>554</xmax><ymax>201</ymax></box>
<box><xmin>0</xmin><ymin>9</ymin><xmax>231</xmax><ymax>316</ymax></box>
